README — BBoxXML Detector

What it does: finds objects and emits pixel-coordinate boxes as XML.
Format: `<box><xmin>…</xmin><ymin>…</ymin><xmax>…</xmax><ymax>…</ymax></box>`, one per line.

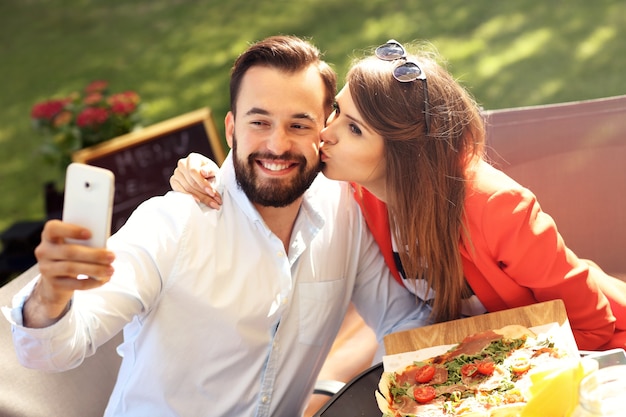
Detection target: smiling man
<box><xmin>6</xmin><ymin>36</ymin><xmax>430</xmax><ymax>417</ymax></box>
<box><xmin>228</xmin><ymin>64</ymin><xmax>322</xmax><ymax>223</ymax></box>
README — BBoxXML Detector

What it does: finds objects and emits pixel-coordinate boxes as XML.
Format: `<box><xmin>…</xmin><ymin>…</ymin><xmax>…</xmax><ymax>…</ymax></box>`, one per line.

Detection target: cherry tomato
<box><xmin>477</xmin><ymin>359</ymin><xmax>495</xmax><ymax>376</ymax></box>
<box><xmin>415</xmin><ymin>364</ymin><xmax>436</xmax><ymax>383</ymax></box>
<box><xmin>413</xmin><ymin>385</ymin><xmax>437</xmax><ymax>404</ymax></box>
<box><xmin>461</xmin><ymin>363</ymin><xmax>478</xmax><ymax>378</ymax></box>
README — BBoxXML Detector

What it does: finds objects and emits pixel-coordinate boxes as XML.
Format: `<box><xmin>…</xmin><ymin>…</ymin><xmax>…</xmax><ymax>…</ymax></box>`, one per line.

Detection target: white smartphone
<box><xmin>62</xmin><ymin>163</ymin><xmax>115</xmax><ymax>248</ymax></box>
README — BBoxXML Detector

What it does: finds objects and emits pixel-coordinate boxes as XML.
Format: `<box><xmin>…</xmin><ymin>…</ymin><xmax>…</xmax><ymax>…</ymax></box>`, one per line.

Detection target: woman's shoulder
<box><xmin>464</xmin><ymin>160</ymin><xmax>541</xmax><ymax>224</ymax></box>
<box><xmin>466</xmin><ymin>160</ymin><xmax>530</xmax><ymax>198</ymax></box>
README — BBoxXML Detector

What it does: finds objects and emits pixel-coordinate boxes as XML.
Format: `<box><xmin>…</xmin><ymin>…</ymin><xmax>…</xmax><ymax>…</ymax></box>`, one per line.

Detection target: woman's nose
<box><xmin>320</xmin><ymin>125</ymin><xmax>336</xmax><ymax>145</ymax></box>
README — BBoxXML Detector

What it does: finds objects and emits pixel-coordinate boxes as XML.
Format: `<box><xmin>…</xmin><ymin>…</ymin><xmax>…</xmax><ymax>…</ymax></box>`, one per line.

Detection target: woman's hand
<box><xmin>170</xmin><ymin>153</ymin><xmax>223</xmax><ymax>209</ymax></box>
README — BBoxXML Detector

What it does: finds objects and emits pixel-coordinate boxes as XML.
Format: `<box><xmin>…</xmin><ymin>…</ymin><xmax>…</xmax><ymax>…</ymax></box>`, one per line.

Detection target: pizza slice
<box><xmin>376</xmin><ymin>325</ymin><xmax>573</xmax><ymax>417</ymax></box>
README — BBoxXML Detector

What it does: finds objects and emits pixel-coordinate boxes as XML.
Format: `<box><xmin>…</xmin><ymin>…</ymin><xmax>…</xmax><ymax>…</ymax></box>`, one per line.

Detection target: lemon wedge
<box><xmin>520</xmin><ymin>358</ymin><xmax>598</xmax><ymax>417</ymax></box>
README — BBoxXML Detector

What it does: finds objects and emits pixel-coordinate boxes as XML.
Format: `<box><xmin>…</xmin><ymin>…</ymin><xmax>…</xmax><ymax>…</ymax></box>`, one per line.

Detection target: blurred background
<box><xmin>1</xmin><ymin>0</ymin><xmax>625</xmax><ymax>280</ymax></box>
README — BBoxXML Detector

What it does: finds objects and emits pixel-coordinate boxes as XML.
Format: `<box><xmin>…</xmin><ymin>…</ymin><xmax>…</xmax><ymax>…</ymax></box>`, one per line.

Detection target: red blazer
<box><xmin>353</xmin><ymin>161</ymin><xmax>626</xmax><ymax>351</ymax></box>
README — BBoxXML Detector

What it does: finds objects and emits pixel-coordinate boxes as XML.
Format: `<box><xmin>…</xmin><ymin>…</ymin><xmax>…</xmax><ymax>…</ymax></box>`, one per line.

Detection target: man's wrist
<box><xmin>22</xmin><ymin>281</ymin><xmax>72</xmax><ymax>328</ymax></box>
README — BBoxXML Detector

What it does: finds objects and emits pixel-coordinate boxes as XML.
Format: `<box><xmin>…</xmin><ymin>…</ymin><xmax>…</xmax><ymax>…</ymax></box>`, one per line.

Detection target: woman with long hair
<box><xmin>172</xmin><ymin>39</ymin><xmax>626</xmax><ymax>351</ymax></box>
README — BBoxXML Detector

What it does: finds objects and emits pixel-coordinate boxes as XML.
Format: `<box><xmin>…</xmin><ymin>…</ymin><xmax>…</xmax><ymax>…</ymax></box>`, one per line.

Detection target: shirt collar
<box><xmin>220</xmin><ymin>151</ymin><xmax>326</xmax><ymax>236</ymax></box>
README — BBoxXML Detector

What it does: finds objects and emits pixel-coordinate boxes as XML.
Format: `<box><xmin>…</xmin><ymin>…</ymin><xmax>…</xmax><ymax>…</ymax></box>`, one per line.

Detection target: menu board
<box><xmin>72</xmin><ymin>107</ymin><xmax>226</xmax><ymax>232</ymax></box>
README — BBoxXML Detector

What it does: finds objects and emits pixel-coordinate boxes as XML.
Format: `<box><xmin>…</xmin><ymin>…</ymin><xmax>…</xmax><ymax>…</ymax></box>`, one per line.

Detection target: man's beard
<box><xmin>232</xmin><ymin>135</ymin><xmax>321</xmax><ymax>207</ymax></box>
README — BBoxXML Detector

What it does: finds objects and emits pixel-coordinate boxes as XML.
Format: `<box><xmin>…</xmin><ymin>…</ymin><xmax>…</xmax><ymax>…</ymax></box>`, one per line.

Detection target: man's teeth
<box><xmin>262</xmin><ymin>161</ymin><xmax>290</xmax><ymax>171</ymax></box>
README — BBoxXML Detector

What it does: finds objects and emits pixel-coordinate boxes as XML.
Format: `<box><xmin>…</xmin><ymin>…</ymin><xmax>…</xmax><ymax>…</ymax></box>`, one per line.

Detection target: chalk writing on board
<box><xmin>73</xmin><ymin>107</ymin><xmax>226</xmax><ymax>232</ymax></box>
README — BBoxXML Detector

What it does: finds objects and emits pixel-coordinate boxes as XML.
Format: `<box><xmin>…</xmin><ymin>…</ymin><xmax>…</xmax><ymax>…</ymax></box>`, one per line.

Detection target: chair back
<box><xmin>313</xmin><ymin>363</ymin><xmax>384</xmax><ymax>417</ymax></box>
<box><xmin>0</xmin><ymin>265</ymin><xmax>122</xmax><ymax>417</ymax></box>
<box><xmin>484</xmin><ymin>94</ymin><xmax>626</xmax><ymax>276</ymax></box>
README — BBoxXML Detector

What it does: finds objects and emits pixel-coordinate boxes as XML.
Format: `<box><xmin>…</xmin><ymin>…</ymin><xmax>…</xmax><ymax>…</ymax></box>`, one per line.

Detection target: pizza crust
<box><xmin>492</xmin><ymin>325</ymin><xmax>536</xmax><ymax>340</ymax></box>
<box><xmin>376</xmin><ymin>373</ymin><xmax>393</xmax><ymax>415</ymax></box>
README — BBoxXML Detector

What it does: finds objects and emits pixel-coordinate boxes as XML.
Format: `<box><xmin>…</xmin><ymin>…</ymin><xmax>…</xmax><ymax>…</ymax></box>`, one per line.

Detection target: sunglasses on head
<box><xmin>375</xmin><ymin>39</ymin><xmax>431</xmax><ymax>135</ymax></box>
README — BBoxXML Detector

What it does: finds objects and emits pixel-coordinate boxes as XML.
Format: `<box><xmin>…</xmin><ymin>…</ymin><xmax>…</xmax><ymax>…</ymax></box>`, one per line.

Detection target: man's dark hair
<box><xmin>229</xmin><ymin>35</ymin><xmax>337</xmax><ymax>118</ymax></box>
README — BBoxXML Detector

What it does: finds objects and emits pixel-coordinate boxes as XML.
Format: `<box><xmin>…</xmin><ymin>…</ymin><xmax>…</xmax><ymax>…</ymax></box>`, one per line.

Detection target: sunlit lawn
<box><xmin>1</xmin><ymin>0</ymin><xmax>625</xmax><ymax>243</ymax></box>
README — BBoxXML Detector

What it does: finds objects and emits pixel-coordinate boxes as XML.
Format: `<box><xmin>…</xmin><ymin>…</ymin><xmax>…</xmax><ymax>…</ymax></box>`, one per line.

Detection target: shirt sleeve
<box><xmin>349</xmin><ymin>205</ymin><xmax>433</xmax><ymax>358</ymax></box>
<box><xmin>5</xmin><ymin>192</ymin><xmax>196</xmax><ymax>371</ymax></box>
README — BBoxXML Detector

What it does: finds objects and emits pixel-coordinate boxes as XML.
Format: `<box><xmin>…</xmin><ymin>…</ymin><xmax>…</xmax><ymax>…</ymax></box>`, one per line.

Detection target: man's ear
<box><xmin>225</xmin><ymin>111</ymin><xmax>234</xmax><ymax>148</ymax></box>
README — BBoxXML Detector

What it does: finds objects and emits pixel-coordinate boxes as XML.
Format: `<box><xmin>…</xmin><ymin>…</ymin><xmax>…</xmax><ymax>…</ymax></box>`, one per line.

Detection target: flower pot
<box><xmin>44</xmin><ymin>181</ymin><xmax>64</xmax><ymax>220</ymax></box>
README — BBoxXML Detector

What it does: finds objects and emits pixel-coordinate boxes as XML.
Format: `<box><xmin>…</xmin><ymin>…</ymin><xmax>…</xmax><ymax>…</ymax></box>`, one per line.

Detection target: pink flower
<box><xmin>76</xmin><ymin>107</ymin><xmax>110</xmax><ymax>127</ymax></box>
<box><xmin>84</xmin><ymin>80</ymin><xmax>109</xmax><ymax>94</ymax></box>
<box><xmin>83</xmin><ymin>92</ymin><xmax>104</xmax><ymax>105</ymax></box>
<box><xmin>32</xmin><ymin>80</ymin><xmax>142</xmax><ymax>174</ymax></box>
<box><xmin>108</xmin><ymin>91</ymin><xmax>140</xmax><ymax>115</ymax></box>
<box><xmin>53</xmin><ymin>111</ymin><xmax>73</xmax><ymax>127</ymax></box>
<box><xmin>122</xmin><ymin>91</ymin><xmax>140</xmax><ymax>104</ymax></box>
<box><xmin>30</xmin><ymin>99</ymin><xmax>68</xmax><ymax>121</ymax></box>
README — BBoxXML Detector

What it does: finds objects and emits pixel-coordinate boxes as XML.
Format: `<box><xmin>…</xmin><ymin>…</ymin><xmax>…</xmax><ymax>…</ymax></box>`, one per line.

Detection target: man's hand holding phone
<box><xmin>23</xmin><ymin>164</ymin><xmax>116</xmax><ymax>328</ymax></box>
<box><xmin>26</xmin><ymin>220</ymin><xmax>116</xmax><ymax>328</ymax></box>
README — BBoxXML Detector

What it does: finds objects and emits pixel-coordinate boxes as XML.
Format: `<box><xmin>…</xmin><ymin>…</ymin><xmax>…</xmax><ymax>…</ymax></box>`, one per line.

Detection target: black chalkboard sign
<box><xmin>72</xmin><ymin>107</ymin><xmax>226</xmax><ymax>232</ymax></box>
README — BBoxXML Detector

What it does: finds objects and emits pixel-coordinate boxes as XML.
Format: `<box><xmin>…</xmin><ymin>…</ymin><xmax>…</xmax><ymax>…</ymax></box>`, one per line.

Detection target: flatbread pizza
<box><xmin>376</xmin><ymin>325</ymin><xmax>573</xmax><ymax>417</ymax></box>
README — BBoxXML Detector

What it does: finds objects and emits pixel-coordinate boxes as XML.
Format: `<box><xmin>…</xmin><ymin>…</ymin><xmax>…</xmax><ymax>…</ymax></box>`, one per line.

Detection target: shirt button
<box><xmin>281</xmin><ymin>297</ymin><xmax>288</xmax><ymax>305</ymax></box>
<box><xmin>261</xmin><ymin>396</ymin><xmax>269</xmax><ymax>403</ymax></box>
<box><xmin>277</xmin><ymin>251</ymin><xmax>284</xmax><ymax>257</ymax></box>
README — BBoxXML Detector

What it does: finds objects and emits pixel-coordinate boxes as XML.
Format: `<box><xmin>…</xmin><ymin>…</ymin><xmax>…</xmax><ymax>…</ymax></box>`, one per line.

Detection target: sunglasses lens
<box><xmin>376</xmin><ymin>42</ymin><xmax>405</xmax><ymax>61</ymax></box>
<box><xmin>393</xmin><ymin>62</ymin><xmax>422</xmax><ymax>82</ymax></box>
<box><xmin>375</xmin><ymin>40</ymin><xmax>431</xmax><ymax>135</ymax></box>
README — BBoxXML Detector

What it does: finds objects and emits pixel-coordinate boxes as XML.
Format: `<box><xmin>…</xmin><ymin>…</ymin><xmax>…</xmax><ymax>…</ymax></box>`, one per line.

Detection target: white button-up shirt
<box><xmin>6</xmin><ymin>153</ymin><xmax>431</xmax><ymax>417</ymax></box>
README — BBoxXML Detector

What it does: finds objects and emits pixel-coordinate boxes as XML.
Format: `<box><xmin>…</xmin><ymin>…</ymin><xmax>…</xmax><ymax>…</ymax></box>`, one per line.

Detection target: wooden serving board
<box><xmin>384</xmin><ymin>299</ymin><xmax>568</xmax><ymax>355</ymax></box>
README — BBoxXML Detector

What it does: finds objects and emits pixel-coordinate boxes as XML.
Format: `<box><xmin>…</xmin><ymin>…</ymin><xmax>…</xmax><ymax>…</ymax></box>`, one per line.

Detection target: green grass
<box><xmin>1</xmin><ymin>0</ymin><xmax>625</xmax><ymax>238</ymax></box>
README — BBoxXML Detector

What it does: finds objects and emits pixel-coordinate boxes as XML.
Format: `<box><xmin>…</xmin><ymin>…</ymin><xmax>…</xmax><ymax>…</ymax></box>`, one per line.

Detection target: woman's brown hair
<box><xmin>348</xmin><ymin>46</ymin><xmax>486</xmax><ymax>322</ymax></box>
